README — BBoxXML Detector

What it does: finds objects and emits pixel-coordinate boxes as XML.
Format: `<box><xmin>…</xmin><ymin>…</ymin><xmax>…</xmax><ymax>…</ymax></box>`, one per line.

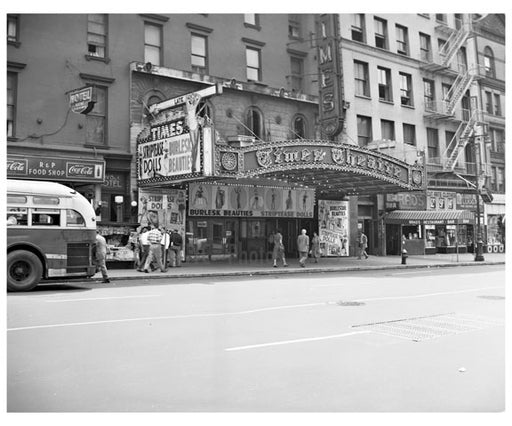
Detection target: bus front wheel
<box><xmin>7</xmin><ymin>251</ymin><xmax>43</xmax><ymax>292</ymax></box>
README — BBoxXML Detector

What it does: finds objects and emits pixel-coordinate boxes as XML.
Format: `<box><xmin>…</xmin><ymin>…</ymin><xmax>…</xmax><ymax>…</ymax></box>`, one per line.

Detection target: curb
<box><xmin>86</xmin><ymin>260</ymin><xmax>505</xmax><ymax>284</ymax></box>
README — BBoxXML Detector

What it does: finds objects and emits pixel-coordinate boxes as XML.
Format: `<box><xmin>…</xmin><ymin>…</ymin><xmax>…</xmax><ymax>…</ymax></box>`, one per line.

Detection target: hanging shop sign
<box><xmin>318</xmin><ymin>200</ymin><xmax>349</xmax><ymax>257</ymax></box>
<box><xmin>68</xmin><ymin>86</ymin><xmax>96</xmax><ymax>114</ymax></box>
<box><xmin>136</xmin><ymin>88</ymin><xmax>220</xmax><ymax>186</ymax></box>
<box><xmin>188</xmin><ymin>183</ymin><xmax>315</xmax><ymax>218</ymax></box>
<box><xmin>316</xmin><ymin>14</ymin><xmax>345</xmax><ymax>138</ymax></box>
<box><xmin>7</xmin><ymin>154</ymin><xmax>105</xmax><ymax>183</ymax></box>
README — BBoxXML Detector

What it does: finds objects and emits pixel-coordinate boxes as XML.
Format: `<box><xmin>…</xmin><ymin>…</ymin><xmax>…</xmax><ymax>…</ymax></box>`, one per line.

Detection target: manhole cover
<box><xmin>337</xmin><ymin>300</ymin><xmax>365</xmax><ymax>306</ymax></box>
<box><xmin>478</xmin><ymin>295</ymin><xmax>505</xmax><ymax>300</ymax></box>
<box><xmin>352</xmin><ymin>313</ymin><xmax>503</xmax><ymax>342</ymax></box>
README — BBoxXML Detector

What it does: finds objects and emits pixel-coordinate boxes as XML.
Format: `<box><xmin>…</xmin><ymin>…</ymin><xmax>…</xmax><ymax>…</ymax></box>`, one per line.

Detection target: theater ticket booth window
<box><xmin>186</xmin><ymin>218</ymin><xmax>237</xmax><ymax>260</ymax></box>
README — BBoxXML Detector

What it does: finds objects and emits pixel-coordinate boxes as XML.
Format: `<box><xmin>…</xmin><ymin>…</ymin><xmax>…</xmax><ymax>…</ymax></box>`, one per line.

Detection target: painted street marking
<box><xmin>225</xmin><ymin>331</ymin><xmax>372</xmax><ymax>351</ymax></box>
<box><xmin>7</xmin><ymin>302</ymin><xmax>330</xmax><ymax>332</ymax></box>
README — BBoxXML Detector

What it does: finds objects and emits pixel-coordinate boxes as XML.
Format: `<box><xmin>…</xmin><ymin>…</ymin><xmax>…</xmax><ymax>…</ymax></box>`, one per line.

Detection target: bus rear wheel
<box><xmin>7</xmin><ymin>251</ymin><xmax>43</xmax><ymax>292</ymax></box>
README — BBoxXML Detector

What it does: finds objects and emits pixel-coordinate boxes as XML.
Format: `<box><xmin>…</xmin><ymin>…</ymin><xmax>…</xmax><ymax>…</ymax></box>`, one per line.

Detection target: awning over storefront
<box><xmin>385</xmin><ymin>210</ymin><xmax>475</xmax><ymax>225</ymax></box>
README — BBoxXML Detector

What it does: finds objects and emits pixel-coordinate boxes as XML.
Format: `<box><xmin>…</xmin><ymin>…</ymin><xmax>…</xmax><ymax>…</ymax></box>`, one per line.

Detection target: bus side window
<box><xmin>32</xmin><ymin>211</ymin><xmax>61</xmax><ymax>226</ymax></box>
<box><xmin>7</xmin><ymin>208</ymin><xmax>28</xmax><ymax>226</ymax></box>
<box><xmin>67</xmin><ymin>209</ymin><xmax>85</xmax><ymax>226</ymax></box>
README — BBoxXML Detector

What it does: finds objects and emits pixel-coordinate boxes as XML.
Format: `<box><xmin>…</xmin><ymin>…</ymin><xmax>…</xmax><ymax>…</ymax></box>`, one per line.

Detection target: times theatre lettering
<box><xmin>256</xmin><ymin>146</ymin><xmax>402</xmax><ymax>179</ymax></box>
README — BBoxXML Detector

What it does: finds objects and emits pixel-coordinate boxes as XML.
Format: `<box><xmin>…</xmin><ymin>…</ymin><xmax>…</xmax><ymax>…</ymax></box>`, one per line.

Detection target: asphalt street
<box><xmin>7</xmin><ymin>265</ymin><xmax>506</xmax><ymax>413</ymax></box>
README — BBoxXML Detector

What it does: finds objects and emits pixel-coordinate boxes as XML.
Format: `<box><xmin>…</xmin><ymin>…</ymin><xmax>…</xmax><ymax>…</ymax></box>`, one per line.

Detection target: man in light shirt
<box><xmin>142</xmin><ymin>224</ymin><xmax>166</xmax><ymax>273</ymax></box>
<box><xmin>137</xmin><ymin>227</ymin><xmax>150</xmax><ymax>272</ymax></box>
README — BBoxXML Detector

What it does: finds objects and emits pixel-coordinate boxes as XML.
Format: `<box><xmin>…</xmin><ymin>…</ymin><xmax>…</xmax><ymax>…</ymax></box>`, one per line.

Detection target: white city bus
<box><xmin>6</xmin><ymin>179</ymin><xmax>97</xmax><ymax>291</ymax></box>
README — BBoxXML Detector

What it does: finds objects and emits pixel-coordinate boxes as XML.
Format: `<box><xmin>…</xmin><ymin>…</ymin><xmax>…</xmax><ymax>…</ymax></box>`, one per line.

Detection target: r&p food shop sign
<box><xmin>7</xmin><ymin>155</ymin><xmax>105</xmax><ymax>183</ymax></box>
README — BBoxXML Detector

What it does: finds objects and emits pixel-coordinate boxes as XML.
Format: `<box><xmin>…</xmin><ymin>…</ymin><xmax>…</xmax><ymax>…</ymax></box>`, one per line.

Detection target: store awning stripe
<box><xmin>385</xmin><ymin>210</ymin><xmax>475</xmax><ymax>222</ymax></box>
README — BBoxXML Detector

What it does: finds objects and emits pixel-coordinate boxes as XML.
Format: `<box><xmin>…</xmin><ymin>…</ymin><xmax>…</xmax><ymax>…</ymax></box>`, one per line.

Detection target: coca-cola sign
<box><xmin>7</xmin><ymin>155</ymin><xmax>105</xmax><ymax>183</ymax></box>
<box><xmin>6</xmin><ymin>159</ymin><xmax>27</xmax><ymax>175</ymax></box>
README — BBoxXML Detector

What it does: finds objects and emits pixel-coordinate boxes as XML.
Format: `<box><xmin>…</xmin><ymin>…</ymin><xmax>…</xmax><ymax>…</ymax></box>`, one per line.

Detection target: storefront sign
<box><xmin>188</xmin><ymin>183</ymin><xmax>315</xmax><ymax>218</ymax></box>
<box><xmin>318</xmin><ymin>200</ymin><xmax>349</xmax><ymax>257</ymax></box>
<box><xmin>316</xmin><ymin>14</ymin><xmax>344</xmax><ymax>137</ymax></box>
<box><xmin>456</xmin><ymin>193</ymin><xmax>477</xmax><ymax>211</ymax></box>
<box><xmin>427</xmin><ymin>191</ymin><xmax>456</xmax><ymax>210</ymax></box>
<box><xmin>7</xmin><ymin>154</ymin><xmax>105</xmax><ymax>183</ymax></box>
<box><xmin>386</xmin><ymin>192</ymin><xmax>427</xmax><ymax>210</ymax></box>
<box><xmin>69</xmin><ymin>86</ymin><xmax>96</xmax><ymax>114</ymax></box>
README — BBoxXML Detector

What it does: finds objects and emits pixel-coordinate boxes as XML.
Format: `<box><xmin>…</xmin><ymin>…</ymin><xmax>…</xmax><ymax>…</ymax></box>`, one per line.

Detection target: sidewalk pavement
<box><xmin>95</xmin><ymin>252</ymin><xmax>507</xmax><ymax>283</ymax></box>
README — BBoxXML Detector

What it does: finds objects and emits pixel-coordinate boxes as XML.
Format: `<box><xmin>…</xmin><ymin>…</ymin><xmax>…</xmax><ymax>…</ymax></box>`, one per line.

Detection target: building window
<box><xmin>377</xmin><ymin>66</ymin><xmax>392</xmax><ymax>102</ymax></box>
<box><xmin>490</xmin><ymin>166</ymin><xmax>497</xmax><ymax>191</ymax></box>
<box><xmin>144</xmin><ymin>22</ymin><xmax>162</xmax><ymax>66</ymax></box>
<box><xmin>244</xmin><ymin>14</ymin><xmax>259</xmax><ymax>28</ymax></box>
<box><xmin>351</xmin><ymin>14</ymin><xmax>365</xmax><ymax>42</ymax></box>
<box><xmin>246</xmin><ymin>107</ymin><xmax>264</xmax><ymax>140</ymax></box>
<box><xmin>485</xmin><ymin>91</ymin><xmax>493</xmax><ymax>114</ymax></box>
<box><xmin>246</xmin><ymin>46</ymin><xmax>261</xmax><ymax>81</ymax></box>
<box><xmin>87</xmin><ymin>14</ymin><xmax>107</xmax><ymax>59</ymax></box>
<box><xmin>399</xmin><ymin>72</ymin><xmax>413</xmax><ymax>106</ymax></box>
<box><xmin>86</xmin><ymin>86</ymin><xmax>107</xmax><ymax>145</ymax></box>
<box><xmin>403</xmin><ymin>123</ymin><xmax>416</xmax><ymax>146</ymax></box>
<box><xmin>493</xmin><ymin>94</ymin><xmax>502</xmax><ymax>116</ymax></box>
<box><xmin>423</xmin><ymin>79</ymin><xmax>435</xmax><ymax>110</ymax></box>
<box><xmin>395</xmin><ymin>24</ymin><xmax>409</xmax><ymax>55</ymax></box>
<box><xmin>419</xmin><ymin>33</ymin><xmax>432</xmax><ymax>62</ymax></box>
<box><xmin>427</xmin><ymin>128</ymin><xmax>439</xmax><ymax>160</ymax></box>
<box><xmin>445</xmin><ymin>130</ymin><xmax>456</xmax><ymax>159</ymax></box>
<box><xmin>7</xmin><ymin>14</ymin><xmax>19</xmax><ymax>43</ymax></box>
<box><xmin>290</xmin><ymin>56</ymin><xmax>304</xmax><ymax>92</ymax></box>
<box><xmin>374</xmin><ymin>17</ymin><xmax>388</xmax><ymax>49</ymax></box>
<box><xmin>483</xmin><ymin>46</ymin><xmax>496</xmax><ymax>78</ymax></box>
<box><xmin>288</xmin><ymin>14</ymin><xmax>301</xmax><ymax>38</ymax></box>
<box><xmin>7</xmin><ymin>72</ymin><xmax>17</xmax><ymax>138</ymax></box>
<box><xmin>357</xmin><ymin>115</ymin><xmax>372</xmax><ymax>147</ymax></box>
<box><xmin>381</xmin><ymin>119</ymin><xmax>395</xmax><ymax>140</ymax></box>
<box><xmin>457</xmin><ymin>47</ymin><xmax>468</xmax><ymax>72</ymax></box>
<box><xmin>293</xmin><ymin>115</ymin><xmax>307</xmax><ymax>139</ymax></box>
<box><xmin>191</xmin><ymin>33</ymin><xmax>208</xmax><ymax>74</ymax></box>
<box><xmin>497</xmin><ymin>167</ymin><xmax>505</xmax><ymax>192</ymax></box>
<box><xmin>354</xmin><ymin>61</ymin><xmax>370</xmax><ymax>97</ymax></box>
<box><xmin>435</xmin><ymin>14</ymin><xmax>447</xmax><ymax>23</ymax></box>
<box><xmin>490</xmin><ymin>128</ymin><xmax>505</xmax><ymax>153</ymax></box>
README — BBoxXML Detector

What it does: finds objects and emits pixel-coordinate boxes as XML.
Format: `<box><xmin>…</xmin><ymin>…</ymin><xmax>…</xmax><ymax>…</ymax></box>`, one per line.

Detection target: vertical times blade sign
<box><xmin>316</xmin><ymin>14</ymin><xmax>345</xmax><ymax>139</ymax></box>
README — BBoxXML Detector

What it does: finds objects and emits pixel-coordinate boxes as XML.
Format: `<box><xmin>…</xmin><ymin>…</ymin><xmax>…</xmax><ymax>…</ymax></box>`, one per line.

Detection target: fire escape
<box><xmin>420</xmin><ymin>16</ymin><xmax>487</xmax><ymax>191</ymax></box>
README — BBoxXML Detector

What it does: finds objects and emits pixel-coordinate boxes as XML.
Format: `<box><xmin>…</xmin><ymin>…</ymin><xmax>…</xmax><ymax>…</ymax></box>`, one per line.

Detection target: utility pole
<box><xmin>473</xmin><ymin>129</ymin><xmax>485</xmax><ymax>262</ymax></box>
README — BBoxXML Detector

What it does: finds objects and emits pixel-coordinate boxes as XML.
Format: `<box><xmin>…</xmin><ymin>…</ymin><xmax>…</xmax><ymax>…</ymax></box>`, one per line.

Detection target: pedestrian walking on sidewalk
<box><xmin>358</xmin><ymin>231</ymin><xmax>369</xmax><ymax>259</ymax></box>
<box><xmin>272</xmin><ymin>229</ymin><xmax>288</xmax><ymax>267</ymax></box>
<box><xmin>142</xmin><ymin>224</ymin><xmax>167</xmax><ymax>273</ymax></box>
<box><xmin>94</xmin><ymin>230</ymin><xmax>110</xmax><ymax>283</ymax></box>
<box><xmin>169</xmin><ymin>229</ymin><xmax>183</xmax><ymax>267</ymax></box>
<box><xmin>297</xmin><ymin>229</ymin><xmax>310</xmax><ymax>267</ymax></box>
<box><xmin>137</xmin><ymin>227</ymin><xmax>150</xmax><ymax>271</ymax></box>
<box><xmin>311</xmin><ymin>231</ymin><xmax>320</xmax><ymax>263</ymax></box>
